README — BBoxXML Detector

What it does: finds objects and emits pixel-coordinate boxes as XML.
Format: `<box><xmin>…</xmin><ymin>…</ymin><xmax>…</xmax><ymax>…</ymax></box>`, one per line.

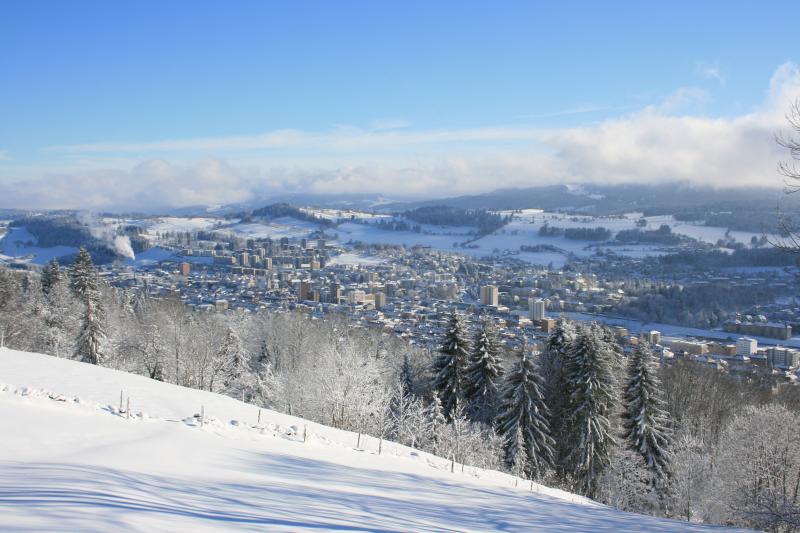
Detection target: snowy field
<box><xmin>326</xmin><ymin>252</ymin><xmax>388</xmax><ymax>266</ymax></box>
<box><xmin>0</xmin><ymin>348</ymin><xmax>734</xmax><ymax>532</ymax></box>
<box><xmin>330</xmin><ymin>209</ymin><xmax>766</xmax><ymax>267</ymax></box>
<box><xmin>300</xmin><ymin>207</ymin><xmax>392</xmax><ymax>222</ymax></box>
<box><xmin>141</xmin><ymin>216</ymin><xmax>227</xmax><ymax>237</ymax></box>
<box><xmin>0</xmin><ymin>226</ymin><xmax>78</xmax><ymax>265</ymax></box>
<box><xmin>226</xmin><ymin>217</ymin><xmax>319</xmax><ymax>240</ymax></box>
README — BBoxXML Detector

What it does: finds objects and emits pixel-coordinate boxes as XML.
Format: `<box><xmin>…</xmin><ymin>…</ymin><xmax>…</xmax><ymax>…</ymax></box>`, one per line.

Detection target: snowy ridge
<box><xmin>0</xmin><ymin>348</ymin><xmax>735</xmax><ymax>531</ymax></box>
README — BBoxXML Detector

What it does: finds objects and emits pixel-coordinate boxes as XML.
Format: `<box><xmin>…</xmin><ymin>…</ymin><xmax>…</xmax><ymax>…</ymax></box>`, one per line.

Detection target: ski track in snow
<box><xmin>0</xmin><ymin>348</ymin><xmax>741</xmax><ymax>532</ymax></box>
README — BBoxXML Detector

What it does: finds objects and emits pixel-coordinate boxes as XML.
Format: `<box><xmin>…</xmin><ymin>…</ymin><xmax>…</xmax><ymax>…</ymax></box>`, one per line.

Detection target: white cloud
<box><xmin>656</xmin><ymin>87</ymin><xmax>711</xmax><ymax>114</ymax></box>
<box><xmin>0</xmin><ymin>159</ymin><xmax>255</xmax><ymax>210</ymax></box>
<box><xmin>696</xmin><ymin>62</ymin><xmax>726</xmax><ymax>86</ymax></box>
<box><xmin>370</xmin><ymin>118</ymin><xmax>412</xmax><ymax>130</ymax></box>
<box><xmin>544</xmin><ymin>62</ymin><xmax>800</xmax><ymax>188</ymax></box>
<box><xmin>2</xmin><ymin>62</ymin><xmax>799</xmax><ymax>210</ymax></box>
<box><xmin>44</xmin><ymin>125</ymin><xmax>542</xmax><ymax>155</ymax></box>
<box><xmin>516</xmin><ymin>104</ymin><xmax>639</xmax><ymax>120</ymax></box>
<box><xmin>0</xmin><ymin>150</ymin><xmax>11</xmax><ymax>161</ymax></box>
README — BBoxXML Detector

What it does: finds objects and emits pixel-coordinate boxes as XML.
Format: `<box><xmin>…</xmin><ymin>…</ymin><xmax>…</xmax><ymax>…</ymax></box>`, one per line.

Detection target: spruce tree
<box><xmin>431</xmin><ymin>310</ymin><xmax>471</xmax><ymax>419</ymax></box>
<box><xmin>564</xmin><ymin>323</ymin><xmax>618</xmax><ymax>498</ymax></box>
<box><xmin>70</xmin><ymin>248</ymin><xmax>98</xmax><ymax>301</ymax></box>
<box><xmin>70</xmin><ymin>248</ymin><xmax>106</xmax><ymax>365</ymax></box>
<box><xmin>509</xmin><ymin>425</ymin><xmax>529</xmax><ymax>481</ymax></box>
<box><xmin>497</xmin><ymin>342</ymin><xmax>555</xmax><ymax>479</ymax></box>
<box><xmin>399</xmin><ymin>353</ymin><xmax>415</xmax><ymax>398</ymax></box>
<box><xmin>41</xmin><ymin>259</ymin><xmax>61</xmax><ymax>296</ymax></box>
<box><xmin>464</xmin><ymin>313</ymin><xmax>503</xmax><ymax>422</ymax></box>
<box><xmin>541</xmin><ymin>316</ymin><xmax>575</xmax><ymax>467</ymax></box>
<box><xmin>623</xmin><ymin>342</ymin><xmax>671</xmax><ymax>484</ymax></box>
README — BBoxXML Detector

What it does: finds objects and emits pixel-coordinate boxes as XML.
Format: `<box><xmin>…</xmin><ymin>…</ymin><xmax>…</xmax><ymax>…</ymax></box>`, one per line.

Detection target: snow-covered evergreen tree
<box><xmin>431</xmin><ymin>310</ymin><xmax>471</xmax><ymax>419</ymax></box>
<box><xmin>497</xmin><ymin>341</ymin><xmax>554</xmax><ymax>479</ymax></box>
<box><xmin>509</xmin><ymin>425</ymin><xmax>529</xmax><ymax>481</ymax></box>
<box><xmin>564</xmin><ymin>323</ymin><xmax>618</xmax><ymax>498</ymax></box>
<box><xmin>70</xmin><ymin>248</ymin><xmax>106</xmax><ymax>365</ymax></box>
<box><xmin>464</xmin><ymin>313</ymin><xmax>503</xmax><ymax>422</ymax></box>
<box><xmin>69</xmin><ymin>248</ymin><xmax>99</xmax><ymax>301</ymax></box>
<box><xmin>40</xmin><ymin>259</ymin><xmax>61</xmax><ymax>296</ymax></box>
<box><xmin>540</xmin><ymin>316</ymin><xmax>575</xmax><ymax>466</ymax></box>
<box><xmin>256</xmin><ymin>337</ymin><xmax>272</xmax><ymax>369</ymax></box>
<box><xmin>624</xmin><ymin>342</ymin><xmax>672</xmax><ymax>484</ymax></box>
<box><xmin>399</xmin><ymin>352</ymin><xmax>415</xmax><ymax>398</ymax></box>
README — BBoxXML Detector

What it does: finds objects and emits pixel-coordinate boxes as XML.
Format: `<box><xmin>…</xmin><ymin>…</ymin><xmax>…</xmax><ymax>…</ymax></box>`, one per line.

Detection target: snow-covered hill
<box><xmin>0</xmin><ymin>348</ymin><xmax>734</xmax><ymax>532</ymax></box>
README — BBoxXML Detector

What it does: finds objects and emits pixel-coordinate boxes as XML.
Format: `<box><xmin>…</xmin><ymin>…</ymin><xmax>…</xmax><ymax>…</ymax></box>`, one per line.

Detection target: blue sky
<box><xmin>1</xmin><ymin>1</ymin><xmax>799</xmax><ymax>208</ymax></box>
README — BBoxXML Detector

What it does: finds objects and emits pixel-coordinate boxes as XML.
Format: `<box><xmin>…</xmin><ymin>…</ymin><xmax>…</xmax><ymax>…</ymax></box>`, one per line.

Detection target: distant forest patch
<box><xmin>615</xmin><ymin>225</ymin><xmax>685</xmax><ymax>245</ymax></box>
<box><xmin>8</xmin><ymin>216</ymin><xmax>124</xmax><ymax>264</ymax></box>
<box><xmin>538</xmin><ymin>224</ymin><xmax>612</xmax><ymax>241</ymax></box>
<box><xmin>402</xmin><ymin>206</ymin><xmax>510</xmax><ymax>235</ymax></box>
<box><xmin>251</xmin><ymin>203</ymin><xmax>335</xmax><ymax>227</ymax></box>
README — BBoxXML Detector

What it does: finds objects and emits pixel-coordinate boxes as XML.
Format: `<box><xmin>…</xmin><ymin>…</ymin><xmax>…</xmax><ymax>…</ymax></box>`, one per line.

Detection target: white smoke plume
<box><xmin>112</xmin><ymin>235</ymin><xmax>135</xmax><ymax>260</ymax></box>
<box><xmin>76</xmin><ymin>212</ymin><xmax>136</xmax><ymax>260</ymax></box>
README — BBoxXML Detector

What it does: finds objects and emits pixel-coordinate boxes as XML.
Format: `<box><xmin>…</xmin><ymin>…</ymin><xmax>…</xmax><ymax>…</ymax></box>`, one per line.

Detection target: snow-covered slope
<box><xmin>0</xmin><ymin>348</ymin><xmax>732</xmax><ymax>532</ymax></box>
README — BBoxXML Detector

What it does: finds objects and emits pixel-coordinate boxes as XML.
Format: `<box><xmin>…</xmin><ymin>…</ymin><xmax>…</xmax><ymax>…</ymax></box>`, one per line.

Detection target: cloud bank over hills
<box><xmin>1</xmin><ymin>62</ymin><xmax>799</xmax><ymax>210</ymax></box>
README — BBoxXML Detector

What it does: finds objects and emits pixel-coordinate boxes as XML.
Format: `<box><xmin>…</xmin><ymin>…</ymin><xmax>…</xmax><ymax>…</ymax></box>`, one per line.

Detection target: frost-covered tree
<box><xmin>218</xmin><ymin>327</ymin><xmax>252</xmax><ymax>397</ymax></box>
<box><xmin>599</xmin><ymin>448</ymin><xmax>657</xmax><ymax>514</ymax></box>
<box><xmin>669</xmin><ymin>434</ymin><xmax>716</xmax><ymax>524</ymax></box>
<box><xmin>497</xmin><ymin>342</ymin><xmax>554</xmax><ymax>479</ymax></box>
<box><xmin>541</xmin><ymin>316</ymin><xmax>575</xmax><ymax>465</ymax></box>
<box><xmin>623</xmin><ymin>342</ymin><xmax>671</xmax><ymax>485</ymax></box>
<box><xmin>388</xmin><ymin>384</ymin><xmax>427</xmax><ymax>449</ymax></box>
<box><xmin>251</xmin><ymin>359</ymin><xmax>280</xmax><ymax>409</ymax></box>
<box><xmin>70</xmin><ymin>248</ymin><xmax>106</xmax><ymax>365</ymax></box>
<box><xmin>715</xmin><ymin>404</ymin><xmax>800</xmax><ymax>531</ymax></box>
<box><xmin>564</xmin><ymin>323</ymin><xmax>618</xmax><ymax>498</ymax></box>
<box><xmin>464</xmin><ymin>314</ymin><xmax>503</xmax><ymax>422</ymax></box>
<box><xmin>431</xmin><ymin>310</ymin><xmax>471</xmax><ymax>419</ymax></box>
<box><xmin>40</xmin><ymin>271</ymin><xmax>79</xmax><ymax>358</ymax></box>
<box><xmin>141</xmin><ymin>323</ymin><xmax>166</xmax><ymax>381</ymax></box>
<box><xmin>425</xmin><ymin>395</ymin><xmax>447</xmax><ymax>456</ymax></box>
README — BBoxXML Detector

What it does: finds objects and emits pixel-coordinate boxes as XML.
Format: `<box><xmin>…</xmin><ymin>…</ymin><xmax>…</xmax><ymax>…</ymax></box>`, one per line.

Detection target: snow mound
<box><xmin>0</xmin><ymin>348</ymin><xmax>732</xmax><ymax>531</ymax></box>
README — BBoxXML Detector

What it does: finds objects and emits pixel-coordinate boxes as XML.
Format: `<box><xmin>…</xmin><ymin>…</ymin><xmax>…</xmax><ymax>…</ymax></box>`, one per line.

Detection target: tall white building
<box><xmin>735</xmin><ymin>337</ymin><xmax>757</xmax><ymax>357</ymax></box>
<box><xmin>347</xmin><ymin>290</ymin><xmax>366</xmax><ymax>305</ymax></box>
<box><xmin>480</xmin><ymin>285</ymin><xmax>499</xmax><ymax>307</ymax></box>
<box><xmin>529</xmin><ymin>298</ymin><xmax>546</xmax><ymax>321</ymax></box>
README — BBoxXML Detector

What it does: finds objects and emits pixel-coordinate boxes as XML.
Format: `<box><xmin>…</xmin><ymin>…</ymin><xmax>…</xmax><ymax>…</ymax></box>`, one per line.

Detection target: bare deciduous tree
<box><xmin>776</xmin><ymin>98</ymin><xmax>800</xmax><ymax>251</ymax></box>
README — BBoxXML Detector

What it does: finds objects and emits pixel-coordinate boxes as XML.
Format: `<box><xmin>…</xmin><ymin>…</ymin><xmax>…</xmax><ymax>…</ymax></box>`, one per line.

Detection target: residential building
<box><xmin>480</xmin><ymin>285</ymin><xmax>499</xmax><ymax>306</ymax></box>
